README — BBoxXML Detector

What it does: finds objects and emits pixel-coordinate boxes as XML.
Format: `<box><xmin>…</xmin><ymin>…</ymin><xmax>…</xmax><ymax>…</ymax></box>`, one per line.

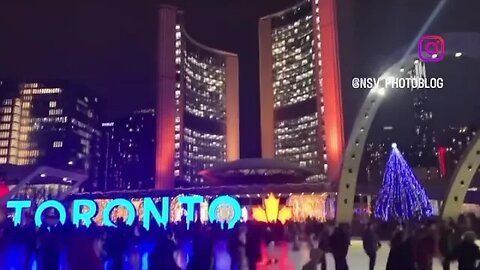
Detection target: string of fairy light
<box><xmin>374</xmin><ymin>143</ymin><xmax>433</xmax><ymax>221</ymax></box>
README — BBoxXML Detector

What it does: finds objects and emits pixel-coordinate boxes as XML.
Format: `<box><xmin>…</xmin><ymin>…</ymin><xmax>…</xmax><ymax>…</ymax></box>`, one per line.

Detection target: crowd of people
<box><xmin>0</xmin><ymin>213</ymin><xmax>480</xmax><ymax>270</ymax></box>
<box><xmin>366</xmin><ymin>215</ymin><xmax>480</xmax><ymax>270</ymax></box>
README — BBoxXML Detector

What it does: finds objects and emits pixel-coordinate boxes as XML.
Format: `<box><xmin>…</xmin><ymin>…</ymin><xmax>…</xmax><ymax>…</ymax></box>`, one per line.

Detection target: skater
<box><xmin>362</xmin><ymin>222</ymin><xmax>381</xmax><ymax>270</ymax></box>
<box><xmin>302</xmin><ymin>248</ymin><xmax>324</xmax><ymax>270</ymax></box>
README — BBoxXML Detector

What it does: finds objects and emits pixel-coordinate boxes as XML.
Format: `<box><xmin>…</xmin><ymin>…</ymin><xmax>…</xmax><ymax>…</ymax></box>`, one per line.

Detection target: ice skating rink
<box><xmin>3</xmin><ymin>239</ymin><xmax>459</xmax><ymax>270</ymax></box>
<box><xmin>248</xmin><ymin>240</ymin><xmax>456</xmax><ymax>270</ymax></box>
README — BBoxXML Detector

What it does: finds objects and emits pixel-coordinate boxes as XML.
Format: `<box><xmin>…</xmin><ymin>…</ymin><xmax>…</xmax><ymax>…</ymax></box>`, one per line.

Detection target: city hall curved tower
<box><xmin>156</xmin><ymin>6</ymin><xmax>239</xmax><ymax>189</ymax></box>
<box><xmin>259</xmin><ymin>0</ymin><xmax>344</xmax><ymax>181</ymax></box>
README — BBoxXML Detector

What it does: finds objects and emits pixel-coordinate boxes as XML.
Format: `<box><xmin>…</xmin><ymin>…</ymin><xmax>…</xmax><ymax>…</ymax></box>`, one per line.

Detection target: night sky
<box><xmin>1</xmin><ymin>0</ymin><xmax>480</xmax><ymax>157</ymax></box>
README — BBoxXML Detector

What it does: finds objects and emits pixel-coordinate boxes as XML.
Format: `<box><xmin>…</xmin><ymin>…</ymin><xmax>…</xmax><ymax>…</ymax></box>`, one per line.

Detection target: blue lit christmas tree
<box><xmin>374</xmin><ymin>143</ymin><xmax>433</xmax><ymax>221</ymax></box>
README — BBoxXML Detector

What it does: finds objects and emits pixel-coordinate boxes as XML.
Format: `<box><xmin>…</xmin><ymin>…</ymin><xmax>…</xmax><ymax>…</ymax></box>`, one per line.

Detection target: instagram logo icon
<box><xmin>418</xmin><ymin>35</ymin><xmax>444</xmax><ymax>62</ymax></box>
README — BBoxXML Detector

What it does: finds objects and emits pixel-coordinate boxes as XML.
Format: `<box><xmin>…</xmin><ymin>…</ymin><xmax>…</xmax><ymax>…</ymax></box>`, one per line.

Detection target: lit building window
<box><xmin>53</xmin><ymin>141</ymin><xmax>63</xmax><ymax>148</ymax></box>
<box><xmin>2</xmin><ymin>99</ymin><xmax>13</xmax><ymax>106</ymax></box>
<box><xmin>0</xmin><ymin>157</ymin><xmax>6</xmax><ymax>164</ymax></box>
<box><xmin>171</xmin><ymin>30</ymin><xmax>234</xmax><ymax>183</ymax></box>
<box><xmin>49</xmin><ymin>109</ymin><xmax>63</xmax><ymax>116</ymax></box>
<box><xmin>1</xmin><ymin>107</ymin><xmax>12</xmax><ymax>114</ymax></box>
<box><xmin>49</xmin><ymin>101</ymin><xmax>57</xmax><ymax>108</ymax></box>
<box><xmin>1</xmin><ymin>115</ymin><xmax>11</xmax><ymax>122</ymax></box>
<box><xmin>271</xmin><ymin>7</ymin><xmax>318</xmax><ymax>109</ymax></box>
<box><xmin>0</xmin><ymin>123</ymin><xmax>10</xmax><ymax>130</ymax></box>
<box><xmin>30</xmin><ymin>88</ymin><xmax>62</xmax><ymax>95</ymax></box>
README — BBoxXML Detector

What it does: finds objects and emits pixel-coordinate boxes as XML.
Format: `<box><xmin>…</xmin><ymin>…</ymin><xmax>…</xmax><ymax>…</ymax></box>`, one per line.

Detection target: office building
<box><xmin>258</xmin><ymin>0</ymin><xmax>344</xmax><ymax>181</ymax></box>
<box><xmin>364</xmin><ymin>126</ymin><xmax>396</xmax><ymax>182</ymax></box>
<box><xmin>406</xmin><ymin>61</ymin><xmax>437</xmax><ymax>167</ymax></box>
<box><xmin>364</xmin><ymin>125</ymin><xmax>477</xmax><ymax>183</ymax></box>
<box><xmin>156</xmin><ymin>6</ymin><xmax>240</xmax><ymax>189</ymax></box>
<box><xmin>436</xmin><ymin>126</ymin><xmax>477</xmax><ymax>177</ymax></box>
<box><xmin>0</xmin><ymin>81</ymin><xmax>101</xmax><ymax>189</ymax></box>
<box><xmin>99</xmin><ymin>109</ymin><xmax>156</xmax><ymax>191</ymax></box>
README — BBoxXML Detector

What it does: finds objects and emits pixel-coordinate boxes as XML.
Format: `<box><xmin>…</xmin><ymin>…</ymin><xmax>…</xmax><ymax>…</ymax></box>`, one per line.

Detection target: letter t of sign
<box><xmin>178</xmin><ymin>196</ymin><xmax>204</xmax><ymax>230</ymax></box>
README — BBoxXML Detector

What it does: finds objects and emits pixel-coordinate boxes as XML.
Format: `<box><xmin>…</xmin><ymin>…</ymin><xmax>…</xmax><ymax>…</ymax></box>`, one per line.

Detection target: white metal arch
<box><xmin>335</xmin><ymin>32</ymin><xmax>480</xmax><ymax>224</ymax></box>
<box><xmin>335</xmin><ymin>59</ymin><xmax>412</xmax><ymax>224</ymax></box>
<box><xmin>441</xmin><ymin>133</ymin><xmax>480</xmax><ymax>220</ymax></box>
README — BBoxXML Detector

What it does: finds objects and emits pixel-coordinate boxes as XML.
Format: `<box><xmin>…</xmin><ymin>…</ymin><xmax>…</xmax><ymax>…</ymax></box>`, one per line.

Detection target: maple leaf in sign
<box><xmin>252</xmin><ymin>193</ymin><xmax>292</xmax><ymax>224</ymax></box>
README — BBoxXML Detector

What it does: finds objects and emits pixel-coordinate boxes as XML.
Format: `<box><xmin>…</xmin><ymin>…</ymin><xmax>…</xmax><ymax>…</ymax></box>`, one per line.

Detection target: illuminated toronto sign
<box><xmin>6</xmin><ymin>195</ymin><xmax>241</xmax><ymax>230</ymax></box>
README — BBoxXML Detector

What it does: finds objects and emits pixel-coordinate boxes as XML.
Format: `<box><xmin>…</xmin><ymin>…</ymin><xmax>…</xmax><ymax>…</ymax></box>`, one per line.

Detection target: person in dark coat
<box><xmin>330</xmin><ymin>224</ymin><xmax>350</xmax><ymax>270</ymax></box>
<box><xmin>187</xmin><ymin>227</ymin><xmax>215</xmax><ymax>270</ymax></box>
<box><xmin>362</xmin><ymin>223</ymin><xmax>381</xmax><ymax>270</ymax></box>
<box><xmin>17</xmin><ymin>218</ymin><xmax>37</xmax><ymax>270</ymax></box>
<box><xmin>414</xmin><ymin>225</ymin><xmax>436</xmax><ymax>270</ymax></box>
<box><xmin>265</xmin><ymin>226</ymin><xmax>277</xmax><ymax>264</ymax></box>
<box><xmin>0</xmin><ymin>222</ymin><xmax>9</xmax><ymax>270</ymax></box>
<box><xmin>450</xmin><ymin>231</ymin><xmax>480</xmax><ymax>270</ymax></box>
<box><xmin>229</xmin><ymin>225</ymin><xmax>248</xmax><ymax>270</ymax></box>
<box><xmin>67</xmin><ymin>230</ymin><xmax>104</xmax><ymax>270</ymax></box>
<box><xmin>318</xmin><ymin>224</ymin><xmax>332</xmax><ymax>270</ymax></box>
<box><xmin>228</xmin><ymin>225</ymin><xmax>241</xmax><ymax>270</ymax></box>
<box><xmin>385</xmin><ymin>230</ymin><xmax>415</xmax><ymax>270</ymax></box>
<box><xmin>37</xmin><ymin>223</ymin><xmax>62</xmax><ymax>270</ymax></box>
<box><xmin>246</xmin><ymin>222</ymin><xmax>262</xmax><ymax>270</ymax></box>
<box><xmin>302</xmin><ymin>248</ymin><xmax>324</xmax><ymax>270</ymax></box>
<box><xmin>148</xmin><ymin>230</ymin><xmax>181</xmax><ymax>270</ymax></box>
<box><xmin>292</xmin><ymin>222</ymin><xmax>301</xmax><ymax>251</ymax></box>
<box><xmin>439</xmin><ymin>222</ymin><xmax>456</xmax><ymax>270</ymax></box>
<box><xmin>105</xmin><ymin>219</ymin><xmax>128</xmax><ymax>270</ymax></box>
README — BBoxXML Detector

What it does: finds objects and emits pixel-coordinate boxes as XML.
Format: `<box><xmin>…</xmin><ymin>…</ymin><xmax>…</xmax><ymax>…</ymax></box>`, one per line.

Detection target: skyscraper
<box><xmin>0</xmin><ymin>81</ymin><xmax>101</xmax><ymax>189</ymax></box>
<box><xmin>156</xmin><ymin>6</ymin><xmax>240</xmax><ymax>189</ymax></box>
<box><xmin>99</xmin><ymin>109</ymin><xmax>156</xmax><ymax>191</ymax></box>
<box><xmin>407</xmin><ymin>61</ymin><xmax>436</xmax><ymax>167</ymax></box>
<box><xmin>0</xmin><ymin>80</ymin><xmax>17</xmax><ymax>164</ymax></box>
<box><xmin>364</xmin><ymin>126</ymin><xmax>396</xmax><ymax>182</ymax></box>
<box><xmin>259</xmin><ymin>0</ymin><xmax>344</xmax><ymax>181</ymax></box>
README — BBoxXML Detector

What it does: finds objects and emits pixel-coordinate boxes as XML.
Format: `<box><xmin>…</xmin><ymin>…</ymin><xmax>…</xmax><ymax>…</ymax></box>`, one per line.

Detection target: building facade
<box><xmin>363</xmin><ymin>125</ymin><xmax>477</xmax><ymax>184</ymax></box>
<box><xmin>156</xmin><ymin>6</ymin><xmax>240</xmax><ymax>189</ymax></box>
<box><xmin>259</xmin><ymin>0</ymin><xmax>344</xmax><ymax>181</ymax></box>
<box><xmin>436</xmin><ymin>126</ymin><xmax>477</xmax><ymax>177</ymax></box>
<box><xmin>99</xmin><ymin>109</ymin><xmax>156</xmax><ymax>191</ymax></box>
<box><xmin>406</xmin><ymin>61</ymin><xmax>437</xmax><ymax>167</ymax></box>
<box><xmin>0</xmin><ymin>81</ymin><xmax>101</xmax><ymax>189</ymax></box>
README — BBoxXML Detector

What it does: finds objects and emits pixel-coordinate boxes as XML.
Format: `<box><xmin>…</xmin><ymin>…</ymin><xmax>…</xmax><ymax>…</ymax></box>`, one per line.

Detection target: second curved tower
<box><xmin>156</xmin><ymin>6</ymin><xmax>239</xmax><ymax>189</ymax></box>
<box><xmin>259</xmin><ymin>0</ymin><xmax>344</xmax><ymax>181</ymax></box>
